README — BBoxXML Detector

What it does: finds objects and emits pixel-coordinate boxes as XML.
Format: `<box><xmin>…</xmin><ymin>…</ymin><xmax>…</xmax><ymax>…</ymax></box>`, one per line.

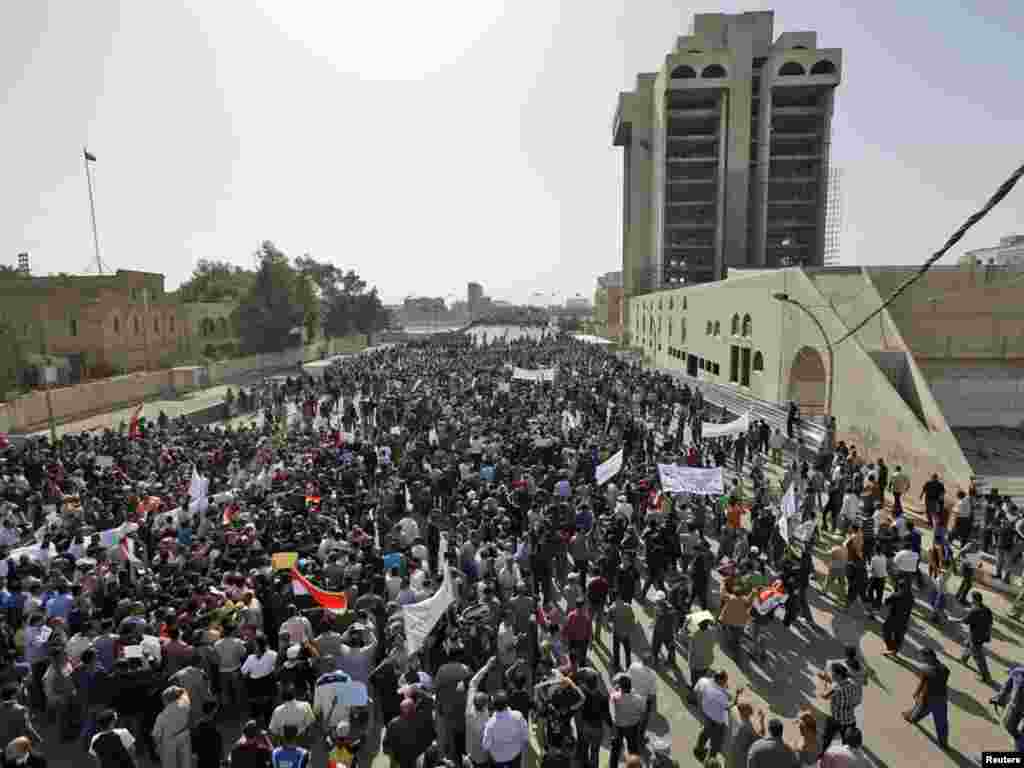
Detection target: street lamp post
<box><xmin>772</xmin><ymin>291</ymin><xmax>834</xmax><ymax>419</ymax></box>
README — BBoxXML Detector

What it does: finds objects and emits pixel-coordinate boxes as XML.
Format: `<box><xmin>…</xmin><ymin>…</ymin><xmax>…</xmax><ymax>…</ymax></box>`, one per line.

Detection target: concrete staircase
<box><xmin>654</xmin><ymin>367</ymin><xmax>828</xmax><ymax>454</ymax></box>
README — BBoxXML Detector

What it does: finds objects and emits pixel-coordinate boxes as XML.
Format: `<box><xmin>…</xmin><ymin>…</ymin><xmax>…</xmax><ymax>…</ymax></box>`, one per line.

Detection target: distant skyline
<box><xmin>2</xmin><ymin>1</ymin><xmax>1022</xmax><ymax>305</ymax></box>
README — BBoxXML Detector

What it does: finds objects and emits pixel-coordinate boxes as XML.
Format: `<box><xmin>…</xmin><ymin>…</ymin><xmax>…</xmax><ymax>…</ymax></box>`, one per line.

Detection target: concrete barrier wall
<box><xmin>3</xmin><ymin>371</ymin><xmax>172</xmax><ymax>433</ymax></box>
<box><xmin>1</xmin><ymin>335</ymin><xmax>367</xmax><ymax>433</ymax></box>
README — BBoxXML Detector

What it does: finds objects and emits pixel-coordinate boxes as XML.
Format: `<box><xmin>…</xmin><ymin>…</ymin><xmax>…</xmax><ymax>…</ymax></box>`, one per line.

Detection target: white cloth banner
<box><xmin>777</xmin><ymin>483</ymin><xmax>797</xmax><ymax>542</ymax></box>
<box><xmin>403</xmin><ymin>547</ymin><xmax>455</xmax><ymax>655</ymax></box>
<box><xmin>701</xmin><ymin>412</ymin><xmax>750</xmax><ymax>439</ymax></box>
<box><xmin>512</xmin><ymin>367</ymin><xmax>556</xmax><ymax>383</ymax></box>
<box><xmin>595</xmin><ymin>449</ymin><xmax>624</xmax><ymax>486</ymax></box>
<box><xmin>657</xmin><ymin>465</ymin><xmax>724</xmax><ymax>496</ymax></box>
<box><xmin>9</xmin><ymin>542</ymin><xmax>57</xmax><ymax>562</ymax></box>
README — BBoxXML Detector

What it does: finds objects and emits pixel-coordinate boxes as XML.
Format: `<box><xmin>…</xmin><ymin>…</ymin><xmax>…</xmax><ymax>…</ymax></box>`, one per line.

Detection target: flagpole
<box><xmin>83</xmin><ymin>148</ymin><xmax>104</xmax><ymax>274</ymax></box>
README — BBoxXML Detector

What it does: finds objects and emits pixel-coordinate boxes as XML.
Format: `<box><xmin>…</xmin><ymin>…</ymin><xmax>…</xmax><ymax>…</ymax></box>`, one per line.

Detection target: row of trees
<box><xmin>178</xmin><ymin>242</ymin><xmax>390</xmax><ymax>355</ymax></box>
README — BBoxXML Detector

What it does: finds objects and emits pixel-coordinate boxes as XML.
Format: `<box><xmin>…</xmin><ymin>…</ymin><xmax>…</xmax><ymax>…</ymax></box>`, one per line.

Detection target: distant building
<box><xmin>565</xmin><ymin>297</ymin><xmax>592</xmax><ymax>311</ymax></box>
<box><xmin>960</xmin><ymin>235</ymin><xmax>1024</xmax><ymax>267</ymax></box>
<box><xmin>467</xmin><ymin>282</ymin><xmax>484</xmax><ymax>317</ymax></box>
<box><xmin>824</xmin><ymin>167</ymin><xmax>843</xmax><ymax>265</ymax></box>
<box><xmin>593</xmin><ymin>271</ymin><xmax>624</xmax><ymax>340</ymax></box>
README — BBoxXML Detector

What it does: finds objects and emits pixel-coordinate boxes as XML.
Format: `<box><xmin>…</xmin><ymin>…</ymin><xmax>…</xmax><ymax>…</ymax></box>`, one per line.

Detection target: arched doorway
<box><xmin>788</xmin><ymin>346</ymin><xmax>826</xmax><ymax>415</ymax></box>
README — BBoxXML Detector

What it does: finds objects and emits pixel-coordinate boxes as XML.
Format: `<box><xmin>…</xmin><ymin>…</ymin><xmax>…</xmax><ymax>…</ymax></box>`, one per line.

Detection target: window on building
<box><xmin>730</xmin><ymin>345</ymin><xmax>739</xmax><ymax>383</ymax></box>
<box><xmin>731</xmin><ymin>314</ymin><xmax>740</xmax><ymax>335</ymax></box>
<box><xmin>671</xmin><ymin>64</ymin><xmax>697</xmax><ymax>79</ymax></box>
<box><xmin>778</xmin><ymin>61</ymin><xmax>806</xmax><ymax>76</ymax></box>
<box><xmin>113</xmin><ymin>316</ymin><xmax>120</xmax><ymax>334</ymax></box>
<box><xmin>713</xmin><ymin>362</ymin><xmax>720</xmax><ymax>375</ymax></box>
<box><xmin>668</xmin><ymin>298</ymin><xmax>674</xmax><ymax>311</ymax></box>
<box><xmin>706</xmin><ymin>321</ymin><xmax>713</xmax><ymax>336</ymax></box>
<box><xmin>810</xmin><ymin>60</ymin><xmax>837</xmax><ymax>75</ymax></box>
<box><xmin>741</xmin><ymin>347</ymin><xmax>752</xmax><ymax>386</ymax></box>
<box><xmin>170</xmin><ymin>316</ymin><xmax>175</xmax><ymax>334</ymax></box>
<box><xmin>742</xmin><ymin>314</ymin><xmax>752</xmax><ymax>337</ymax></box>
<box><xmin>713</xmin><ymin>320</ymin><xmax>721</xmax><ymax>336</ymax></box>
<box><xmin>702</xmin><ymin>64</ymin><xmax>727</xmax><ymax>78</ymax></box>
<box><xmin>679</xmin><ymin>318</ymin><xmax>687</xmax><ymax>343</ymax></box>
<box><xmin>683</xmin><ymin>297</ymin><xmax>687</xmax><ymax>310</ymax></box>
<box><xmin>753</xmin><ymin>351</ymin><xmax>764</xmax><ymax>373</ymax></box>
<box><xmin>154</xmin><ymin>317</ymin><xmax>160</xmax><ymax>334</ymax></box>
<box><xmin>69</xmin><ymin>318</ymin><xmax>78</xmax><ymax>337</ymax></box>
<box><xmin>134</xmin><ymin>316</ymin><xmax>140</xmax><ymax>334</ymax></box>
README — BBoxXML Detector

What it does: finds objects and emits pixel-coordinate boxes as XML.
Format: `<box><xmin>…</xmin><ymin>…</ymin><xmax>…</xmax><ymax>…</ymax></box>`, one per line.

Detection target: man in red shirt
<box><xmin>563</xmin><ymin>599</ymin><xmax>593</xmax><ymax>667</ymax></box>
<box><xmin>586</xmin><ymin>571</ymin><xmax>610</xmax><ymax>646</ymax></box>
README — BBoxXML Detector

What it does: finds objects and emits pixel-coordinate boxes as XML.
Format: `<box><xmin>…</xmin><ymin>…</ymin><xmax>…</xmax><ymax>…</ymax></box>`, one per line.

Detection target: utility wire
<box><xmin>833</xmin><ymin>161</ymin><xmax>1024</xmax><ymax>348</ymax></box>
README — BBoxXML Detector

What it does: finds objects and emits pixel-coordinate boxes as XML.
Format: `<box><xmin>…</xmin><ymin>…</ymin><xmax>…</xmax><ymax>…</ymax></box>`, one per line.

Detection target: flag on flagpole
<box><xmin>128</xmin><ymin>402</ymin><xmax>144</xmax><ymax>439</ymax></box>
<box><xmin>290</xmin><ymin>568</ymin><xmax>349</xmax><ymax>611</ymax></box>
<box><xmin>84</xmin><ymin>148</ymin><xmax>97</xmax><ymax>162</ymax></box>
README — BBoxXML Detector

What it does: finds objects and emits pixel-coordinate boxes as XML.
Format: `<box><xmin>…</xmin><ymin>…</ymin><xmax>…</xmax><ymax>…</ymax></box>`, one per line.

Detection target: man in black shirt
<box><xmin>920</xmin><ymin>475</ymin><xmax>945</xmax><ymax>529</ymax></box>
<box><xmin>960</xmin><ymin>592</ymin><xmax>993</xmax><ymax>684</ymax></box>
<box><xmin>903</xmin><ymin>647</ymin><xmax>949</xmax><ymax>749</ymax></box>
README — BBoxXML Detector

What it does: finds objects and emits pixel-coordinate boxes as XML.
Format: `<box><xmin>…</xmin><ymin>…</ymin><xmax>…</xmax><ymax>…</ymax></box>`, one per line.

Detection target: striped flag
<box><xmin>84</xmin><ymin>148</ymin><xmax>97</xmax><ymax>162</ymax></box>
<box><xmin>290</xmin><ymin>568</ymin><xmax>348</xmax><ymax>611</ymax></box>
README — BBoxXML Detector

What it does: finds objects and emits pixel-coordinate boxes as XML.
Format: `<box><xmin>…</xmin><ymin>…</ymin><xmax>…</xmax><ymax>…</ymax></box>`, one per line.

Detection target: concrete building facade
<box><xmin>824</xmin><ymin>167</ymin><xmax>843</xmax><ymax>265</ymax></box>
<box><xmin>959</xmin><ymin>235</ymin><xmax>1024</xmax><ymax>268</ymax></box>
<box><xmin>627</xmin><ymin>263</ymin><xmax>1024</xmax><ymax>493</ymax></box>
<box><xmin>613</xmin><ymin>10</ymin><xmax>842</xmax><ymax>339</ymax></box>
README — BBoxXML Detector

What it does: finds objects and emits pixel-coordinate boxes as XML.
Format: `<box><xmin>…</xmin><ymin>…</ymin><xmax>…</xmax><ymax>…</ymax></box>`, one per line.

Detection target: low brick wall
<box><xmin>1</xmin><ymin>335</ymin><xmax>367</xmax><ymax>433</ymax></box>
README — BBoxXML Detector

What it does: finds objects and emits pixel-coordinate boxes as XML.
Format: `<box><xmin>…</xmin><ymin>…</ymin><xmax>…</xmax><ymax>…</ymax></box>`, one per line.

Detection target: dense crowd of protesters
<box><xmin>0</xmin><ymin>332</ymin><xmax>1021</xmax><ymax>768</ymax></box>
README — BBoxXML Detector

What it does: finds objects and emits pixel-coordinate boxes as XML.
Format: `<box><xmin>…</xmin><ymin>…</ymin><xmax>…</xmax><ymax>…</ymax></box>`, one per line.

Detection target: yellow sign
<box><xmin>272</xmin><ymin>552</ymin><xmax>298</xmax><ymax>570</ymax></box>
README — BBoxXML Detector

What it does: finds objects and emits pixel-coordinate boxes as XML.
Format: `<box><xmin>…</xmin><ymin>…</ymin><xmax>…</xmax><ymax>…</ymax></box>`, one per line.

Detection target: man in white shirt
<box><xmin>866</xmin><ymin>552</ymin><xmax>889</xmax><ymax>614</ymax></box>
<box><xmin>628</xmin><ymin>653</ymin><xmax>658</xmax><ymax>734</ymax></box>
<box><xmin>269</xmin><ymin>684</ymin><xmax>315</xmax><ymax>737</ymax></box>
<box><xmin>313</xmin><ymin>670</ymin><xmax>368</xmax><ymax>731</ymax></box>
<box><xmin>481</xmin><ymin>691</ymin><xmax>529</xmax><ymax>768</ymax></box>
<box><xmin>693</xmin><ymin>670</ymin><xmax>737</xmax><ymax>762</ymax></box>
<box><xmin>892</xmin><ymin>544</ymin><xmax>920</xmax><ymax>591</ymax></box>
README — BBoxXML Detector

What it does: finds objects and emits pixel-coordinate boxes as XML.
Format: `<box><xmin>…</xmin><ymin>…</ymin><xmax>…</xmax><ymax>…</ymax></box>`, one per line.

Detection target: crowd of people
<box><xmin>0</xmin><ymin>332</ymin><xmax>1021</xmax><ymax>768</ymax></box>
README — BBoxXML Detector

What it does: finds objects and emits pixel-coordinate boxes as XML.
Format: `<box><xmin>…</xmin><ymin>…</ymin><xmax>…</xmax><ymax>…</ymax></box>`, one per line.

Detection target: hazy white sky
<box><xmin>3</xmin><ymin>1</ymin><xmax>1022</xmax><ymax>305</ymax></box>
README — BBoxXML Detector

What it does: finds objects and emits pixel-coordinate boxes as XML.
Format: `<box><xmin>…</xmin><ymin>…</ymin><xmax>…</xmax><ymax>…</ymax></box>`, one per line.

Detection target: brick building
<box><xmin>0</xmin><ymin>269</ymin><xmax>189</xmax><ymax>379</ymax></box>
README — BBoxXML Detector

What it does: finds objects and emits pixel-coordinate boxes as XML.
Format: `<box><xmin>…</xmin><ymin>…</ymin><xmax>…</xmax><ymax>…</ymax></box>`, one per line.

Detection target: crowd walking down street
<box><xmin>0</xmin><ymin>331</ymin><xmax>1021</xmax><ymax>768</ymax></box>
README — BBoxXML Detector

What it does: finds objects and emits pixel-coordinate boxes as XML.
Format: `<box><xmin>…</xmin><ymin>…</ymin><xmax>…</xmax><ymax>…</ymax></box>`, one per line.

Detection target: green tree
<box><xmin>236</xmin><ymin>242</ymin><xmax>306</xmax><ymax>354</ymax></box>
<box><xmin>0</xmin><ymin>321</ymin><xmax>25</xmax><ymax>394</ymax></box>
<box><xmin>177</xmin><ymin>259</ymin><xmax>255</xmax><ymax>302</ymax></box>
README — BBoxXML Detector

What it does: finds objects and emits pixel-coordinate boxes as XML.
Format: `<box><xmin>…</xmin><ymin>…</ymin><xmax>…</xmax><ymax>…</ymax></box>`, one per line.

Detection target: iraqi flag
<box><xmin>291</xmin><ymin>568</ymin><xmax>348</xmax><ymax>611</ymax></box>
<box><xmin>128</xmin><ymin>402</ymin><xmax>144</xmax><ymax>439</ymax></box>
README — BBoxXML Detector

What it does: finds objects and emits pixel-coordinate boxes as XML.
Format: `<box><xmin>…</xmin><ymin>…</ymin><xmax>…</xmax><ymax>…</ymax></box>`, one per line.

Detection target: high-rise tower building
<box><xmin>824</xmin><ymin>166</ymin><xmax>843</xmax><ymax>265</ymax></box>
<box><xmin>613</xmin><ymin>10</ymin><xmax>842</xmax><ymax>303</ymax></box>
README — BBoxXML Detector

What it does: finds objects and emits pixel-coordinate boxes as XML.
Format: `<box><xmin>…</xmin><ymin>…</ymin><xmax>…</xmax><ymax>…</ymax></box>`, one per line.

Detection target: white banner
<box><xmin>777</xmin><ymin>483</ymin><xmax>797</xmax><ymax>542</ymax></box>
<box><xmin>596</xmin><ymin>449</ymin><xmax>624</xmax><ymax>486</ymax></box>
<box><xmin>512</xmin><ymin>367</ymin><xmax>556</xmax><ymax>383</ymax></box>
<box><xmin>701</xmin><ymin>412</ymin><xmax>750</xmax><ymax>439</ymax></box>
<box><xmin>657</xmin><ymin>465</ymin><xmax>724</xmax><ymax>496</ymax></box>
<box><xmin>403</xmin><ymin>550</ymin><xmax>455</xmax><ymax>655</ymax></box>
